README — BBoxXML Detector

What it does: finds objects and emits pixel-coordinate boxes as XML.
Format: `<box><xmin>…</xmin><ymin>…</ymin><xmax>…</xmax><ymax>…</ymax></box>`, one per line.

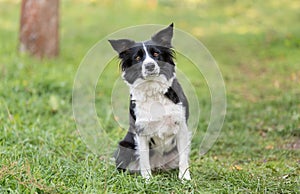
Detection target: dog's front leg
<box><xmin>137</xmin><ymin>135</ymin><xmax>151</xmax><ymax>180</ymax></box>
<box><xmin>177</xmin><ymin>123</ymin><xmax>191</xmax><ymax>180</ymax></box>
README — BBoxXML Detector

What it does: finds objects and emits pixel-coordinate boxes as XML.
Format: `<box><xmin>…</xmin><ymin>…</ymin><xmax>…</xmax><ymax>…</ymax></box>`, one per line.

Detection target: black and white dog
<box><xmin>109</xmin><ymin>23</ymin><xmax>191</xmax><ymax>180</ymax></box>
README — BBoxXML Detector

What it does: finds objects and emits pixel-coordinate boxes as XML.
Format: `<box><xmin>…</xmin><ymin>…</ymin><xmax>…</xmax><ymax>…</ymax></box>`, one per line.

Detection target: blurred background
<box><xmin>1</xmin><ymin>0</ymin><xmax>299</xmax><ymax>192</ymax></box>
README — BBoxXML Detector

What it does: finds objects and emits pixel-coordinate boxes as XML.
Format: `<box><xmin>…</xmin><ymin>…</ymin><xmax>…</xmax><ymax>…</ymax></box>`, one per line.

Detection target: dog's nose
<box><xmin>145</xmin><ymin>63</ymin><xmax>155</xmax><ymax>72</ymax></box>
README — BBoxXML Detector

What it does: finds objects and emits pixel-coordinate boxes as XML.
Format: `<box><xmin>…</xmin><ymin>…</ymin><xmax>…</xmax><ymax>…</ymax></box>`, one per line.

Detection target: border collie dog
<box><xmin>109</xmin><ymin>23</ymin><xmax>191</xmax><ymax>180</ymax></box>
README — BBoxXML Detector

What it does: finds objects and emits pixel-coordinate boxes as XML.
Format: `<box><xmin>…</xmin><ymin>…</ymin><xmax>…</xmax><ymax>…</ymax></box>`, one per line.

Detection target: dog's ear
<box><xmin>151</xmin><ymin>23</ymin><xmax>174</xmax><ymax>48</ymax></box>
<box><xmin>108</xmin><ymin>39</ymin><xmax>135</xmax><ymax>54</ymax></box>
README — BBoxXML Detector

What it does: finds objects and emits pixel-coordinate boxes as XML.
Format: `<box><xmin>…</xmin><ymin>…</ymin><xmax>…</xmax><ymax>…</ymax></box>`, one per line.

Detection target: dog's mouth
<box><xmin>143</xmin><ymin>69</ymin><xmax>160</xmax><ymax>78</ymax></box>
<box><xmin>146</xmin><ymin>72</ymin><xmax>159</xmax><ymax>76</ymax></box>
<box><xmin>143</xmin><ymin>72</ymin><xmax>159</xmax><ymax>79</ymax></box>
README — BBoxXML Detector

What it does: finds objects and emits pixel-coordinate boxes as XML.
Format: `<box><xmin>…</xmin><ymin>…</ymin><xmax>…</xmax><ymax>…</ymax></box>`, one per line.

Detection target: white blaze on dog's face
<box><xmin>141</xmin><ymin>43</ymin><xmax>160</xmax><ymax>78</ymax></box>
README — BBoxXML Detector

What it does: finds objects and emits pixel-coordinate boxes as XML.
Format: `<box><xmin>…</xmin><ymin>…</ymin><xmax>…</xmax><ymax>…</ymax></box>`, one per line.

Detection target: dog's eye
<box><xmin>135</xmin><ymin>56</ymin><xmax>141</xmax><ymax>61</ymax></box>
<box><xmin>153</xmin><ymin>52</ymin><xmax>159</xmax><ymax>57</ymax></box>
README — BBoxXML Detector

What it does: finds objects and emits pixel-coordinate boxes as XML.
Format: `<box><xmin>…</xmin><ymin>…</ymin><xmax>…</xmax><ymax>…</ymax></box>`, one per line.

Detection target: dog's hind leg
<box><xmin>114</xmin><ymin>131</ymin><xmax>138</xmax><ymax>172</ymax></box>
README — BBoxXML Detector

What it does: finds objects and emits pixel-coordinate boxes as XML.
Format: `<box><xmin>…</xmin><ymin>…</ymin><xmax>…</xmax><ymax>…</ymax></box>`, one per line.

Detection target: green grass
<box><xmin>1</xmin><ymin>0</ymin><xmax>300</xmax><ymax>193</ymax></box>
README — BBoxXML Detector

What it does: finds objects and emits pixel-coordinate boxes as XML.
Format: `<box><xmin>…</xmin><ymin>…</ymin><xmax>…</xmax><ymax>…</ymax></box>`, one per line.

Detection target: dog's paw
<box><xmin>141</xmin><ymin>170</ymin><xmax>152</xmax><ymax>181</ymax></box>
<box><xmin>179</xmin><ymin>170</ymin><xmax>191</xmax><ymax>181</ymax></box>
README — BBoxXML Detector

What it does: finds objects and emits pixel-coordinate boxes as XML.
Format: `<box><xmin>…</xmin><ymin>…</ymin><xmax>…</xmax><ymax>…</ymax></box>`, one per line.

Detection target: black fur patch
<box><xmin>129</xmin><ymin>99</ymin><xmax>136</xmax><ymax>121</ymax></box>
<box><xmin>118</xmin><ymin>131</ymin><xmax>136</xmax><ymax>149</ymax></box>
<box><xmin>164</xmin><ymin>87</ymin><xmax>180</xmax><ymax>104</ymax></box>
<box><xmin>115</xmin><ymin>132</ymin><xmax>137</xmax><ymax>171</ymax></box>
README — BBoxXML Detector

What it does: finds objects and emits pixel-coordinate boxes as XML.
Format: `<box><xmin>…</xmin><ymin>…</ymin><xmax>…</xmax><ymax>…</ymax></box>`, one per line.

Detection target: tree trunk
<box><xmin>19</xmin><ymin>0</ymin><xmax>59</xmax><ymax>58</ymax></box>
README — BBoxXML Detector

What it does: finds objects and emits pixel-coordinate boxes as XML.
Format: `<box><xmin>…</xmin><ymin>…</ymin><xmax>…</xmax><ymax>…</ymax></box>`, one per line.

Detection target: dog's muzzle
<box><xmin>143</xmin><ymin>62</ymin><xmax>160</xmax><ymax>77</ymax></box>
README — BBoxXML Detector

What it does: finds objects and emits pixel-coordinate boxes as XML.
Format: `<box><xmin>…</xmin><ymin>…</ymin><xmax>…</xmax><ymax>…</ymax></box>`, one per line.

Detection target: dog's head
<box><xmin>109</xmin><ymin>24</ymin><xmax>175</xmax><ymax>85</ymax></box>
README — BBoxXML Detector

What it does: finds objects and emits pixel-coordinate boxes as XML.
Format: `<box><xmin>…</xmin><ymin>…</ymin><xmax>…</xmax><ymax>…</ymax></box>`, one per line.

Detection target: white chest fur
<box><xmin>129</xmin><ymin>76</ymin><xmax>186</xmax><ymax>139</ymax></box>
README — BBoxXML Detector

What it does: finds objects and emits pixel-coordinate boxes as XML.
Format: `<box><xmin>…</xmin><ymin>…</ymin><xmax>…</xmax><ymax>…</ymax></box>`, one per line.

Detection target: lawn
<box><xmin>1</xmin><ymin>0</ymin><xmax>299</xmax><ymax>193</ymax></box>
